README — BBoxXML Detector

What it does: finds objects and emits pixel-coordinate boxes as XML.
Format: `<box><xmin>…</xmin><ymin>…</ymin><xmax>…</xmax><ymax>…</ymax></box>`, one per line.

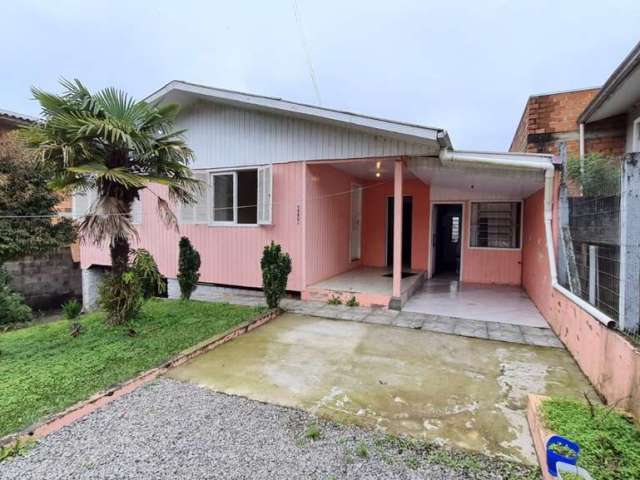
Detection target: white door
<box><xmin>350</xmin><ymin>184</ymin><xmax>362</xmax><ymax>261</ymax></box>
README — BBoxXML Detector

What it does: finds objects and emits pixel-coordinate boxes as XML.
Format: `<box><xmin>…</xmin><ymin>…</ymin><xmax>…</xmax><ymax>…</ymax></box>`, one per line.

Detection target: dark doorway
<box><xmin>386</xmin><ymin>196</ymin><xmax>413</xmax><ymax>268</ymax></box>
<box><xmin>433</xmin><ymin>204</ymin><xmax>462</xmax><ymax>277</ymax></box>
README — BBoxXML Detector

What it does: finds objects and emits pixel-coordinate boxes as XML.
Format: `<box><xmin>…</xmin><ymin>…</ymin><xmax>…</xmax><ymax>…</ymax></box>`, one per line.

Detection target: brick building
<box><xmin>509</xmin><ymin>87</ymin><xmax>627</xmax><ymax>157</ymax></box>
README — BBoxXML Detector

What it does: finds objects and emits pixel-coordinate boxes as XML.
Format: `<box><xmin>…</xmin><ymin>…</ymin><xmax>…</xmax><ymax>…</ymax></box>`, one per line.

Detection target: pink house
<box><xmin>78</xmin><ymin>81</ymin><xmax>558</xmax><ymax>319</ymax></box>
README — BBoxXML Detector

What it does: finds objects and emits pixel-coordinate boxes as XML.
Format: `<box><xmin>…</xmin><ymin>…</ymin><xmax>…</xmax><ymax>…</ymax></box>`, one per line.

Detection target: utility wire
<box><xmin>292</xmin><ymin>0</ymin><xmax>322</xmax><ymax>105</ymax></box>
<box><xmin>0</xmin><ymin>181</ymin><xmax>384</xmax><ymax>219</ymax></box>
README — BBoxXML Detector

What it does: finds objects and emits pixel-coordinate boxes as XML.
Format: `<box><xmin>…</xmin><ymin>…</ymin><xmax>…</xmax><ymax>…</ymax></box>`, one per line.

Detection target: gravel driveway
<box><xmin>0</xmin><ymin>378</ymin><xmax>538</xmax><ymax>480</ymax></box>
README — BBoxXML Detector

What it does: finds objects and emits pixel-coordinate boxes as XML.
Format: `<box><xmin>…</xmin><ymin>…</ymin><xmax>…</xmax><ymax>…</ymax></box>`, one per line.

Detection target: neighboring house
<box><xmin>510</xmin><ymin>87</ymin><xmax>625</xmax><ymax>157</ymax></box>
<box><xmin>79</xmin><ymin>80</ymin><xmax>557</xmax><ymax>313</ymax></box>
<box><xmin>509</xmin><ymin>40</ymin><xmax>640</xmax><ymax>420</ymax></box>
<box><xmin>0</xmin><ymin>108</ymin><xmax>39</xmax><ymax>138</ymax></box>
<box><xmin>0</xmin><ymin>108</ymin><xmax>81</xmax><ymax>309</ymax></box>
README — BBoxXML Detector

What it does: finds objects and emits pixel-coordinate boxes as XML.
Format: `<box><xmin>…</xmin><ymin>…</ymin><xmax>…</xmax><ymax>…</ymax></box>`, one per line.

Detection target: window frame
<box><xmin>467</xmin><ymin>200</ymin><xmax>524</xmax><ymax>251</ymax></box>
<box><xmin>210</xmin><ymin>171</ymin><xmax>238</xmax><ymax>225</ymax></box>
<box><xmin>209</xmin><ymin>167</ymin><xmax>262</xmax><ymax>227</ymax></box>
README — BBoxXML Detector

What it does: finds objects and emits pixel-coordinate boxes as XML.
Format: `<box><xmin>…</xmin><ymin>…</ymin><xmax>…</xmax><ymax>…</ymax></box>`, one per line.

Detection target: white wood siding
<box><xmin>177</xmin><ymin>101</ymin><xmax>436</xmax><ymax>169</ymax></box>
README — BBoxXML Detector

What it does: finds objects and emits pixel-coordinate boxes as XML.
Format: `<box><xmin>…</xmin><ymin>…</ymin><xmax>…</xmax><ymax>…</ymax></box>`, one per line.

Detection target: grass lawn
<box><xmin>0</xmin><ymin>299</ymin><xmax>264</xmax><ymax>438</ymax></box>
<box><xmin>542</xmin><ymin>397</ymin><xmax>640</xmax><ymax>480</ymax></box>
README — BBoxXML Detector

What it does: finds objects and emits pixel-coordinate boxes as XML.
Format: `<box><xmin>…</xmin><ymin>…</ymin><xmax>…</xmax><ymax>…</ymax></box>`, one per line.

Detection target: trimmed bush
<box><xmin>0</xmin><ymin>268</ymin><xmax>31</xmax><ymax>325</ymax></box>
<box><xmin>97</xmin><ymin>271</ymin><xmax>143</xmax><ymax>325</ymax></box>
<box><xmin>177</xmin><ymin>237</ymin><xmax>201</xmax><ymax>300</ymax></box>
<box><xmin>131</xmin><ymin>249</ymin><xmax>166</xmax><ymax>299</ymax></box>
<box><xmin>260</xmin><ymin>241</ymin><xmax>292</xmax><ymax>309</ymax></box>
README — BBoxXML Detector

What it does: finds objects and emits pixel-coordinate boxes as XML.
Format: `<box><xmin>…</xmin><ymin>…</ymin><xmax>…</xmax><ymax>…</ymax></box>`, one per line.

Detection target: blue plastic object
<box><xmin>546</xmin><ymin>435</ymin><xmax>580</xmax><ymax>477</ymax></box>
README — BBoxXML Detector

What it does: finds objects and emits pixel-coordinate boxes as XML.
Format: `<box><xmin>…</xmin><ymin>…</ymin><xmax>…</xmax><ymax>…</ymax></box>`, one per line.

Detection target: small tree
<box><xmin>177</xmin><ymin>237</ymin><xmax>201</xmax><ymax>300</ymax></box>
<box><xmin>0</xmin><ymin>132</ymin><xmax>76</xmax><ymax>265</ymax></box>
<box><xmin>261</xmin><ymin>242</ymin><xmax>292</xmax><ymax>309</ymax></box>
<box><xmin>131</xmin><ymin>249</ymin><xmax>165</xmax><ymax>299</ymax></box>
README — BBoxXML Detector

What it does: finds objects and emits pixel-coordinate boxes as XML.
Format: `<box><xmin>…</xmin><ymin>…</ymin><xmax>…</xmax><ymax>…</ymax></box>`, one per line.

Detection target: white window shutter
<box><xmin>194</xmin><ymin>171</ymin><xmax>211</xmax><ymax>224</ymax></box>
<box><xmin>179</xmin><ymin>171</ymin><xmax>210</xmax><ymax>224</ymax></box>
<box><xmin>72</xmin><ymin>192</ymin><xmax>88</xmax><ymax>220</ymax></box>
<box><xmin>131</xmin><ymin>197</ymin><xmax>142</xmax><ymax>225</ymax></box>
<box><xmin>257</xmin><ymin>165</ymin><xmax>272</xmax><ymax>225</ymax></box>
<box><xmin>72</xmin><ymin>188</ymin><xmax>97</xmax><ymax>220</ymax></box>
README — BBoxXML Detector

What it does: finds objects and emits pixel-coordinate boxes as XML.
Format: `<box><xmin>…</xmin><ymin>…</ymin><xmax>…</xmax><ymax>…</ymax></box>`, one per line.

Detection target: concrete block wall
<box><xmin>4</xmin><ymin>247</ymin><xmax>81</xmax><ymax>310</ymax></box>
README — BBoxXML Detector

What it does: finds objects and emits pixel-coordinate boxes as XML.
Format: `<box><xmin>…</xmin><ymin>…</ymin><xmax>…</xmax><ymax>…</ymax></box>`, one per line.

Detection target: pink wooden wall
<box><xmin>522</xmin><ymin>179</ymin><xmax>640</xmax><ymax>418</ymax></box>
<box><xmin>361</xmin><ymin>179</ymin><xmax>430</xmax><ymax>270</ymax></box>
<box><xmin>461</xmin><ymin>200</ymin><xmax>522</xmax><ymax>285</ymax></box>
<box><xmin>304</xmin><ymin>164</ymin><xmax>359</xmax><ymax>286</ymax></box>
<box><xmin>81</xmin><ymin>163</ymin><xmax>304</xmax><ymax>291</ymax></box>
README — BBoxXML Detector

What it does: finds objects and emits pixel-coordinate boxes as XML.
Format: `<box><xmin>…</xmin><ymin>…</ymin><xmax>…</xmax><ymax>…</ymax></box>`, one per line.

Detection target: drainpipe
<box><xmin>438</xmin><ymin>149</ymin><xmax>616</xmax><ymax>328</ymax></box>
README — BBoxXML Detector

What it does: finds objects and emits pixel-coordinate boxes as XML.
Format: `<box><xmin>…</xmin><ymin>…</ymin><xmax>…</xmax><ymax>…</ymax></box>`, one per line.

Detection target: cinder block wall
<box><xmin>5</xmin><ymin>247</ymin><xmax>82</xmax><ymax>310</ymax></box>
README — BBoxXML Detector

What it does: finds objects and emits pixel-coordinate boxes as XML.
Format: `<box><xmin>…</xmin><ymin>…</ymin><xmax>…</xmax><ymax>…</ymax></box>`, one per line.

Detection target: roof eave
<box><xmin>579</xmin><ymin>40</ymin><xmax>640</xmax><ymax>124</ymax></box>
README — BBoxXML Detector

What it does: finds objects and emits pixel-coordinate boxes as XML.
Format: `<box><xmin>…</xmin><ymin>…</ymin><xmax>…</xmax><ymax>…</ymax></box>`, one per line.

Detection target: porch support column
<box><xmin>390</xmin><ymin>158</ymin><xmax>404</xmax><ymax>309</ymax></box>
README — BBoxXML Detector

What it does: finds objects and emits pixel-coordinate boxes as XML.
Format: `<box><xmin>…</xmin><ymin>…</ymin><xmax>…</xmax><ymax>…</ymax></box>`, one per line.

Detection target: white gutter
<box><xmin>439</xmin><ymin>149</ymin><xmax>617</xmax><ymax>328</ymax></box>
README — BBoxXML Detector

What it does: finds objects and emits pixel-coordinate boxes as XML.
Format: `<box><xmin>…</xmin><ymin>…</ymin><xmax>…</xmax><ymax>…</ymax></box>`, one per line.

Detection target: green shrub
<box><xmin>177</xmin><ymin>237</ymin><xmax>201</xmax><ymax>300</ymax></box>
<box><xmin>305</xmin><ymin>423</ymin><xmax>321</xmax><ymax>440</ymax></box>
<box><xmin>0</xmin><ymin>268</ymin><xmax>31</xmax><ymax>325</ymax></box>
<box><xmin>131</xmin><ymin>249</ymin><xmax>165</xmax><ymax>299</ymax></box>
<box><xmin>567</xmin><ymin>154</ymin><xmax>620</xmax><ymax>197</ymax></box>
<box><xmin>61</xmin><ymin>299</ymin><xmax>81</xmax><ymax>320</ymax></box>
<box><xmin>327</xmin><ymin>295</ymin><xmax>342</xmax><ymax>305</ymax></box>
<box><xmin>260</xmin><ymin>241</ymin><xmax>292</xmax><ymax>309</ymax></box>
<box><xmin>346</xmin><ymin>296</ymin><xmax>359</xmax><ymax>307</ymax></box>
<box><xmin>97</xmin><ymin>271</ymin><xmax>143</xmax><ymax>325</ymax></box>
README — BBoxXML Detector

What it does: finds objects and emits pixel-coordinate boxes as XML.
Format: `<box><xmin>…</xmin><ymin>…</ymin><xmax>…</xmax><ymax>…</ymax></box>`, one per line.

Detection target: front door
<box><xmin>386</xmin><ymin>196</ymin><xmax>413</xmax><ymax>268</ymax></box>
<box><xmin>350</xmin><ymin>184</ymin><xmax>362</xmax><ymax>261</ymax></box>
<box><xmin>433</xmin><ymin>204</ymin><xmax>462</xmax><ymax>277</ymax></box>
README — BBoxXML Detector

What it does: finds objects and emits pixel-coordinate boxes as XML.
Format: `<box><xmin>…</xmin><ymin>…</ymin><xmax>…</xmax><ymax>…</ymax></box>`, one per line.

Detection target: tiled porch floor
<box><xmin>403</xmin><ymin>276</ymin><xmax>549</xmax><ymax>328</ymax></box>
<box><xmin>309</xmin><ymin>266</ymin><xmax>421</xmax><ymax>295</ymax></box>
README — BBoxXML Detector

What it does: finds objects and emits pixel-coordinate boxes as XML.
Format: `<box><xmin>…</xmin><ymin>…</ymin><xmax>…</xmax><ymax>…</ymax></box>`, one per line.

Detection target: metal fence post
<box><xmin>619</xmin><ymin>152</ymin><xmax>640</xmax><ymax>332</ymax></box>
<box><xmin>589</xmin><ymin>245</ymin><xmax>598</xmax><ymax>305</ymax></box>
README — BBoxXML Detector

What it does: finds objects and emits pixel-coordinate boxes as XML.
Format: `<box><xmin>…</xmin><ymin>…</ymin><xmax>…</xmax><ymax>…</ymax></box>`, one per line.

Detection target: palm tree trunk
<box><xmin>110</xmin><ymin>236</ymin><xmax>130</xmax><ymax>277</ymax></box>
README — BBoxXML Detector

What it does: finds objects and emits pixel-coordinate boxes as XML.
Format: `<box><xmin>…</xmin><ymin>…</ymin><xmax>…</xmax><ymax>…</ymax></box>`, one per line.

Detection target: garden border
<box><xmin>527</xmin><ymin>394</ymin><xmax>555</xmax><ymax>480</ymax></box>
<box><xmin>0</xmin><ymin>307</ymin><xmax>281</xmax><ymax>449</ymax></box>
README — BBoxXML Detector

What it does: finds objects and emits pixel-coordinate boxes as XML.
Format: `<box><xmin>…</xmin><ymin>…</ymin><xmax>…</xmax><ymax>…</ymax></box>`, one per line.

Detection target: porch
<box><xmin>403</xmin><ymin>275</ymin><xmax>548</xmax><ymax>328</ymax></box>
<box><xmin>301</xmin><ymin>151</ymin><xmax>551</xmax><ymax>316</ymax></box>
<box><xmin>302</xmin><ymin>266</ymin><xmax>425</xmax><ymax>307</ymax></box>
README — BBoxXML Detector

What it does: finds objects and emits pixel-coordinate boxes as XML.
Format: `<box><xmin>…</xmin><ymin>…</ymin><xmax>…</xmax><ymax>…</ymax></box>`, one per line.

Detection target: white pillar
<box><xmin>619</xmin><ymin>152</ymin><xmax>640</xmax><ymax>332</ymax></box>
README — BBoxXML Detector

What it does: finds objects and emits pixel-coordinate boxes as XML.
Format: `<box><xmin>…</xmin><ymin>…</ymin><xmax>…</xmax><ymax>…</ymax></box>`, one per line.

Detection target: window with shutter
<box><xmin>131</xmin><ymin>197</ymin><xmax>142</xmax><ymax>225</ymax></box>
<box><xmin>470</xmin><ymin>202</ymin><xmax>522</xmax><ymax>249</ymax></box>
<box><xmin>257</xmin><ymin>165</ymin><xmax>272</xmax><ymax>225</ymax></box>
<box><xmin>179</xmin><ymin>171</ymin><xmax>210</xmax><ymax>224</ymax></box>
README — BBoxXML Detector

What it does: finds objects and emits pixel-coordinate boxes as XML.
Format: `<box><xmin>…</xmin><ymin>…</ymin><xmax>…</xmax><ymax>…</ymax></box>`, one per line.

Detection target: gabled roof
<box><xmin>146</xmin><ymin>80</ymin><xmax>451</xmax><ymax>148</ymax></box>
<box><xmin>579</xmin><ymin>40</ymin><xmax>640</xmax><ymax>123</ymax></box>
<box><xmin>0</xmin><ymin>108</ymin><xmax>39</xmax><ymax>125</ymax></box>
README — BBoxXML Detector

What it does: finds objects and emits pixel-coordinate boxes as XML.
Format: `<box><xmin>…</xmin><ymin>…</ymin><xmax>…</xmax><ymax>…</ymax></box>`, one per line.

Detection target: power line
<box><xmin>292</xmin><ymin>0</ymin><xmax>322</xmax><ymax>105</ymax></box>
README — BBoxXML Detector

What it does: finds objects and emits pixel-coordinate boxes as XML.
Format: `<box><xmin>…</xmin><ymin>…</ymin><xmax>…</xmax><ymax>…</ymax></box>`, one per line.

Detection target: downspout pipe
<box><xmin>439</xmin><ymin>149</ymin><xmax>616</xmax><ymax>328</ymax></box>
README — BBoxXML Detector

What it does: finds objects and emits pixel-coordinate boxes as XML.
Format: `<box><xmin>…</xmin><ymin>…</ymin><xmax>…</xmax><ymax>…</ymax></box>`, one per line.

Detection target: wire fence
<box><xmin>558</xmin><ymin>155</ymin><xmax>640</xmax><ymax>345</ymax></box>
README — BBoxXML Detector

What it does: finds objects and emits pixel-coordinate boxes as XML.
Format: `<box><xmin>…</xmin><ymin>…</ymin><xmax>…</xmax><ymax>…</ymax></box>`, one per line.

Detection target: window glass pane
<box><xmin>237</xmin><ymin>170</ymin><xmax>258</xmax><ymax>224</ymax></box>
<box><xmin>213</xmin><ymin>174</ymin><xmax>234</xmax><ymax>222</ymax></box>
<box><xmin>470</xmin><ymin>202</ymin><xmax>521</xmax><ymax>248</ymax></box>
<box><xmin>451</xmin><ymin>216</ymin><xmax>460</xmax><ymax>243</ymax></box>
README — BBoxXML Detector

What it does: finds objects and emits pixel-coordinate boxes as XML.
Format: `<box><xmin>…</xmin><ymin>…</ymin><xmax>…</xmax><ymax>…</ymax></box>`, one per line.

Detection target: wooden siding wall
<box><xmin>177</xmin><ymin>101</ymin><xmax>435</xmax><ymax>169</ymax></box>
<box><xmin>304</xmin><ymin>164</ymin><xmax>358</xmax><ymax>285</ymax></box>
<box><xmin>81</xmin><ymin>163</ymin><xmax>305</xmax><ymax>291</ymax></box>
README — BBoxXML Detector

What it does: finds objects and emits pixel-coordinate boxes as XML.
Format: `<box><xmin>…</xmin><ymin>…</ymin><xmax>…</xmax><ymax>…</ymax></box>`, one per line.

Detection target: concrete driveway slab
<box><xmin>167</xmin><ymin>313</ymin><xmax>597</xmax><ymax>464</ymax></box>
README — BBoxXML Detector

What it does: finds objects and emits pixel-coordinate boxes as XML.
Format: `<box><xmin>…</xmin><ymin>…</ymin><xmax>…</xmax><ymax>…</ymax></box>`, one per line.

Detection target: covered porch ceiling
<box><xmin>323</xmin><ymin>155</ymin><xmax>546</xmax><ymax>199</ymax></box>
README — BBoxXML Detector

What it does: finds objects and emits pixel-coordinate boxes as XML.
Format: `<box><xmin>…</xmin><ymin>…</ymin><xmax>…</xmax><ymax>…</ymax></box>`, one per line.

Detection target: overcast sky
<box><xmin>3</xmin><ymin>1</ymin><xmax>639</xmax><ymax>150</ymax></box>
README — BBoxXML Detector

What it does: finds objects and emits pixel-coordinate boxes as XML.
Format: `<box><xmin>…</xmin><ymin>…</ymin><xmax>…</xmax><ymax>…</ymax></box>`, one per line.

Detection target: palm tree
<box><xmin>21</xmin><ymin>79</ymin><xmax>199</xmax><ymax>291</ymax></box>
